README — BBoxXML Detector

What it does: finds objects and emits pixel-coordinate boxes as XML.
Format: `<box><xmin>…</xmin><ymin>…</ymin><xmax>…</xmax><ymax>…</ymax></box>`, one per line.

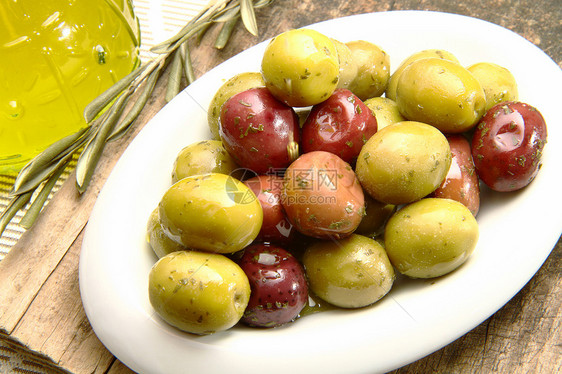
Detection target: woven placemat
<box><xmin>0</xmin><ymin>174</ymin><xmax>26</xmax><ymax>261</ymax></box>
<box><xmin>0</xmin><ymin>338</ymin><xmax>68</xmax><ymax>374</ymax></box>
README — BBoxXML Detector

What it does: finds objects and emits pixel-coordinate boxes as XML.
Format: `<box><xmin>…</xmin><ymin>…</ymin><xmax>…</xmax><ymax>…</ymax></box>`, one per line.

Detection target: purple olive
<box><xmin>219</xmin><ymin>87</ymin><xmax>300</xmax><ymax>174</ymax></box>
<box><xmin>238</xmin><ymin>243</ymin><xmax>308</xmax><ymax>328</ymax></box>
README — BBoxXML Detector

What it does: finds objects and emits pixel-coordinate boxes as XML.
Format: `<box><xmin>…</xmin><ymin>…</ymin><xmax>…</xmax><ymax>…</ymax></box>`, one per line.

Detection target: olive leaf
<box><xmin>196</xmin><ymin>22</ymin><xmax>214</xmax><ymax>45</ymax></box>
<box><xmin>240</xmin><ymin>0</ymin><xmax>258</xmax><ymax>36</ymax></box>
<box><xmin>83</xmin><ymin>66</ymin><xmax>147</xmax><ymax>123</ymax></box>
<box><xmin>11</xmin><ymin>126</ymin><xmax>90</xmax><ymax>195</ymax></box>
<box><xmin>0</xmin><ymin>0</ymin><xmax>275</xmax><ymax>238</ymax></box>
<box><xmin>213</xmin><ymin>1</ymin><xmax>241</xmax><ymax>21</ymax></box>
<box><xmin>215</xmin><ymin>17</ymin><xmax>239</xmax><ymax>49</ymax></box>
<box><xmin>150</xmin><ymin>0</ymin><xmax>228</xmax><ymax>55</ymax></box>
<box><xmin>150</xmin><ymin>1</ymin><xmax>223</xmax><ymax>53</ymax></box>
<box><xmin>108</xmin><ymin>66</ymin><xmax>163</xmax><ymax>141</ymax></box>
<box><xmin>0</xmin><ymin>191</ymin><xmax>33</xmax><ymax>238</ymax></box>
<box><xmin>166</xmin><ymin>21</ymin><xmax>216</xmax><ymax>55</ymax></box>
<box><xmin>76</xmin><ymin>91</ymin><xmax>131</xmax><ymax>192</ymax></box>
<box><xmin>19</xmin><ymin>162</ymin><xmax>67</xmax><ymax>229</ymax></box>
<box><xmin>166</xmin><ymin>49</ymin><xmax>184</xmax><ymax>102</ymax></box>
<box><xmin>180</xmin><ymin>44</ymin><xmax>196</xmax><ymax>84</ymax></box>
<box><xmin>12</xmin><ymin>150</ymin><xmax>78</xmax><ymax>197</ymax></box>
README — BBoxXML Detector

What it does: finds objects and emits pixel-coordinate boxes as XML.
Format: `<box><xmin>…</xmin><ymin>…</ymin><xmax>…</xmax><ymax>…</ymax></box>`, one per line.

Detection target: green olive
<box><xmin>363</xmin><ymin>97</ymin><xmax>405</xmax><ymax>131</ymax></box>
<box><xmin>158</xmin><ymin>173</ymin><xmax>263</xmax><ymax>254</ymax></box>
<box><xmin>333</xmin><ymin>39</ymin><xmax>358</xmax><ymax>90</ymax></box>
<box><xmin>355</xmin><ymin>194</ymin><xmax>396</xmax><ymax>238</ymax></box>
<box><xmin>261</xmin><ymin>28</ymin><xmax>339</xmax><ymax>107</ymax></box>
<box><xmin>395</xmin><ymin>58</ymin><xmax>486</xmax><ymax>133</ymax></box>
<box><xmin>386</xmin><ymin>49</ymin><xmax>459</xmax><ymax>101</ymax></box>
<box><xmin>148</xmin><ymin>251</ymin><xmax>250</xmax><ymax>334</ymax></box>
<box><xmin>384</xmin><ymin>198</ymin><xmax>479</xmax><ymax>278</ymax></box>
<box><xmin>207</xmin><ymin>72</ymin><xmax>265</xmax><ymax>139</ymax></box>
<box><xmin>302</xmin><ymin>234</ymin><xmax>395</xmax><ymax>308</ymax></box>
<box><xmin>345</xmin><ymin>40</ymin><xmax>390</xmax><ymax>100</ymax></box>
<box><xmin>171</xmin><ymin>140</ymin><xmax>239</xmax><ymax>183</ymax></box>
<box><xmin>467</xmin><ymin>62</ymin><xmax>518</xmax><ymax>112</ymax></box>
<box><xmin>147</xmin><ymin>208</ymin><xmax>187</xmax><ymax>258</ymax></box>
<box><xmin>355</xmin><ymin>121</ymin><xmax>451</xmax><ymax>205</ymax></box>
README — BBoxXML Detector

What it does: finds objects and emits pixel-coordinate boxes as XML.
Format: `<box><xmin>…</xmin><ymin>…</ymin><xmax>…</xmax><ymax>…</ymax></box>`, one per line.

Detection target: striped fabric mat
<box><xmin>0</xmin><ymin>0</ymin><xmax>208</xmax><ymax>261</ymax></box>
<box><xmin>0</xmin><ymin>174</ymin><xmax>27</xmax><ymax>260</ymax></box>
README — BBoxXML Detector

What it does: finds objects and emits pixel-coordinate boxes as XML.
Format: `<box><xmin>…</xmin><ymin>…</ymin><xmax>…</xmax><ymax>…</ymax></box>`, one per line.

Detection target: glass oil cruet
<box><xmin>0</xmin><ymin>0</ymin><xmax>141</xmax><ymax>173</ymax></box>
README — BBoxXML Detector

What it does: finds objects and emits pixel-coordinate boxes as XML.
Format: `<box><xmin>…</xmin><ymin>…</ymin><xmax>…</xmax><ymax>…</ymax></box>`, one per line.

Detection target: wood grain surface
<box><xmin>0</xmin><ymin>1</ymin><xmax>559</xmax><ymax>373</ymax></box>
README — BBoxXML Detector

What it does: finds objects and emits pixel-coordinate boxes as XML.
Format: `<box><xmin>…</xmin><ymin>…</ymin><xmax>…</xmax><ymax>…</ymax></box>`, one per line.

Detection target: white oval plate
<box><xmin>80</xmin><ymin>11</ymin><xmax>562</xmax><ymax>374</ymax></box>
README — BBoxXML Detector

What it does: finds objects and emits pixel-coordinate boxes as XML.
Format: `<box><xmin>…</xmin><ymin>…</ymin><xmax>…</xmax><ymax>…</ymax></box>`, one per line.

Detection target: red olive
<box><xmin>238</xmin><ymin>243</ymin><xmax>308</xmax><ymax>328</ymax></box>
<box><xmin>432</xmin><ymin>135</ymin><xmax>480</xmax><ymax>216</ymax></box>
<box><xmin>301</xmin><ymin>88</ymin><xmax>378</xmax><ymax>163</ymax></box>
<box><xmin>471</xmin><ymin>101</ymin><xmax>547</xmax><ymax>192</ymax></box>
<box><xmin>219</xmin><ymin>87</ymin><xmax>300</xmax><ymax>174</ymax></box>
<box><xmin>243</xmin><ymin>175</ymin><xmax>297</xmax><ymax>244</ymax></box>
<box><xmin>282</xmin><ymin>151</ymin><xmax>365</xmax><ymax>239</ymax></box>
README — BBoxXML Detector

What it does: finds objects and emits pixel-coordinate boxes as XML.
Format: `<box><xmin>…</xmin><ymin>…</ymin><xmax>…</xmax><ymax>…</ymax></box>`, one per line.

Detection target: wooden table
<box><xmin>0</xmin><ymin>1</ymin><xmax>560</xmax><ymax>373</ymax></box>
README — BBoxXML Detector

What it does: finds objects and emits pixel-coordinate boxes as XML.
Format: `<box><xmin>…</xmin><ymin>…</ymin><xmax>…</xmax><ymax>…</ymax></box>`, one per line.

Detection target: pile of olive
<box><xmin>146</xmin><ymin>28</ymin><xmax>548</xmax><ymax>335</ymax></box>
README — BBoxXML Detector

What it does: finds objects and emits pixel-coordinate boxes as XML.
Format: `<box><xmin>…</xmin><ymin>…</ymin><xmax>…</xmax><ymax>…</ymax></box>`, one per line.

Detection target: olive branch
<box><xmin>0</xmin><ymin>0</ymin><xmax>274</xmax><ymax>238</ymax></box>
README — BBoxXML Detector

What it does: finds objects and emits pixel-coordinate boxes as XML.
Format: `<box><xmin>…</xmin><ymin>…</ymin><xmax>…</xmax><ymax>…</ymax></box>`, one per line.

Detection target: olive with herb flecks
<box><xmin>207</xmin><ymin>72</ymin><xmax>265</xmax><ymax>140</ymax></box>
<box><xmin>219</xmin><ymin>87</ymin><xmax>300</xmax><ymax>174</ymax></box>
<box><xmin>243</xmin><ymin>175</ymin><xmax>297</xmax><ymax>244</ymax></box>
<box><xmin>395</xmin><ymin>57</ymin><xmax>486</xmax><ymax>133</ymax></box>
<box><xmin>302</xmin><ymin>234</ymin><xmax>395</xmax><ymax>308</ymax></box>
<box><xmin>355</xmin><ymin>121</ymin><xmax>451</xmax><ymax>205</ymax></box>
<box><xmin>261</xmin><ymin>28</ymin><xmax>339</xmax><ymax>107</ymax></box>
<box><xmin>467</xmin><ymin>62</ymin><xmax>518</xmax><ymax>112</ymax></box>
<box><xmin>238</xmin><ymin>243</ymin><xmax>308</xmax><ymax>328</ymax></box>
<box><xmin>363</xmin><ymin>96</ymin><xmax>405</xmax><ymax>131</ymax></box>
<box><xmin>345</xmin><ymin>40</ymin><xmax>390</xmax><ymax>100</ymax></box>
<box><xmin>302</xmin><ymin>88</ymin><xmax>378</xmax><ymax>164</ymax></box>
<box><xmin>471</xmin><ymin>101</ymin><xmax>547</xmax><ymax>192</ymax></box>
<box><xmin>385</xmin><ymin>49</ymin><xmax>459</xmax><ymax>101</ymax></box>
<box><xmin>384</xmin><ymin>198</ymin><xmax>479</xmax><ymax>279</ymax></box>
<box><xmin>147</xmin><ymin>208</ymin><xmax>187</xmax><ymax>258</ymax></box>
<box><xmin>432</xmin><ymin>135</ymin><xmax>480</xmax><ymax>216</ymax></box>
<box><xmin>148</xmin><ymin>251</ymin><xmax>250</xmax><ymax>335</ymax></box>
<box><xmin>282</xmin><ymin>151</ymin><xmax>365</xmax><ymax>239</ymax></box>
<box><xmin>158</xmin><ymin>173</ymin><xmax>263</xmax><ymax>254</ymax></box>
<box><xmin>333</xmin><ymin>39</ymin><xmax>357</xmax><ymax>90</ymax></box>
<box><xmin>171</xmin><ymin>140</ymin><xmax>239</xmax><ymax>183</ymax></box>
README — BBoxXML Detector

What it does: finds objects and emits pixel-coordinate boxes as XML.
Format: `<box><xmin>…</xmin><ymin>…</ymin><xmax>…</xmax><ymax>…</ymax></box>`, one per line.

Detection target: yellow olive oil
<box><xmin>0</xmin><ymin>0</ymin><xmax>140</xmax><ymax>173</ymax></box>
